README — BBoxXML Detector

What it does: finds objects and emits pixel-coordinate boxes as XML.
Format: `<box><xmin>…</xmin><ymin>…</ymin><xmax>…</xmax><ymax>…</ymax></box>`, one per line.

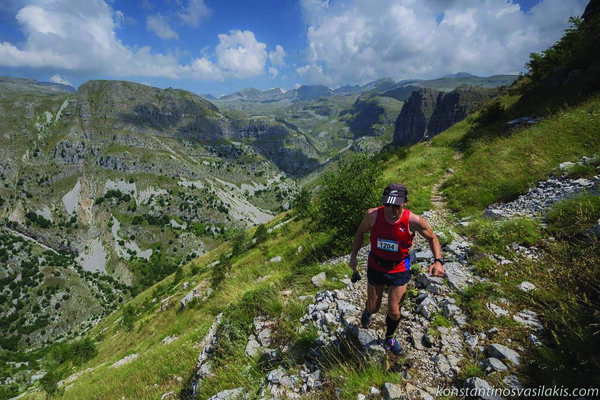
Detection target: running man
<box><xmin>349</xmin><ymin>183</ymin><xmax>446</xmax><ymax>355</ymax></box>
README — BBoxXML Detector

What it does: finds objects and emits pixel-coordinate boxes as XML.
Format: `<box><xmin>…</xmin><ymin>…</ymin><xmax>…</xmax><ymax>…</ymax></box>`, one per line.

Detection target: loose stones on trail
<box><xmin>463</xmin><ymin>377</ymin><xmax>503</xmax><ymax>400</ymax></box>
<box><xmin>311</xmin><ymin>272</ymin><xmax>327</xmax><ymax>287</ymax></box>
<box><xmin>190</xmin><ymin>204</ymin><xmax>544</xmax><ymax>399</ymax></box>
<box><xmin>487</xmin><ymin>343</ymin><xmax>521</xmax><ymax>366</ymax></box>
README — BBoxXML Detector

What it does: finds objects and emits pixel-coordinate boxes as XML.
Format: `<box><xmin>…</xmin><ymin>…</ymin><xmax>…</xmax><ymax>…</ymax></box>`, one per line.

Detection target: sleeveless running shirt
<box><xmin>368</xmin><ymin>206</ymin><xmax>414</xmax><ymax>273</ymax></box>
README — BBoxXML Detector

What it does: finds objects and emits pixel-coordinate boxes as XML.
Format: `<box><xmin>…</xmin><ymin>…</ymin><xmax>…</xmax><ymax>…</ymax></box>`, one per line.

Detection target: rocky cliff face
<box><xmin>392</xmin><ymin>88</ymin><xmax>440</xmax><ymax>146</ymax></box>
<box><xmin>393</xmin><ymin>86</ymin><xmax>500</xmax><ymax>146</ymax></box>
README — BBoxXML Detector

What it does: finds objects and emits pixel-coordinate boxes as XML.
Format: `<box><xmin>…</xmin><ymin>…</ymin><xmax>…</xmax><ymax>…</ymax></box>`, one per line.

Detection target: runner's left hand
<box><xmin>429</xmin><ymin>263</ymin><xmax>445</xmax><ymax>277</ymax></box>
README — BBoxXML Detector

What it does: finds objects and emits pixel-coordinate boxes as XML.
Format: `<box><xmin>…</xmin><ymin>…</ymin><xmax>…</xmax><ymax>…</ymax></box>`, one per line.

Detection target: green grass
<box><xmin>460</xmin><ymin>217</ymin><xmax>543</xmax><ymax>255</ymax></box>
<box><xmin>382</xmin><ymin>143</ymin><xmax>456</xmax><ymax>213</ymax></box>
<box><xmin>16</xmin><ymin>211</ymin><xmax>344</xmax><ymax>399</ymax></box>
<box><xmin>458</xmin><ymin>359</ymin><xmax>486</xmax><ymax>381</ymax></box>
<box><xmin>454</xmin><ymin>282</ymin><xmax>503</xmax><ymax>332</ymax></box>
<box><xmin>444</xmin><ymin>95</ymin><xmax>600</xmax><ymax>216</ymax></box>
<box><xmin>316</xmin><ymin>337</ymin><xmax>403</xmax><ymax>400</ymax></box>
<box><xmin>545</xmin><ymin>194</ymin><xmax>600</xmax><ymax>238</ymax></box>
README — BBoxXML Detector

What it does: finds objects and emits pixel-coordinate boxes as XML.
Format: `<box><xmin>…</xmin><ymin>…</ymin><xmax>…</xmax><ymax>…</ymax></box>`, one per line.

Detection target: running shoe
<box><xmin>360</xmin><ymin>309</ymin><xmax>372</xmax><ymax>328</ymax></box>
<box><xmin>384</xmin><ymin>337</ymin><xmax>404</xmax><ymax>355</ymax></box>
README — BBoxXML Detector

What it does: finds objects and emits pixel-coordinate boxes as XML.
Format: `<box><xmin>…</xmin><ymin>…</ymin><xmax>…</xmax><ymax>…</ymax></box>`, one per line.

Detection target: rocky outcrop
<box><xmin>54</xmin><ymin>140</ymin><xmax>101</xmax><ymax>164</ymax></box>
<box><xmin>293</xmin><ymin>85</ymin><xmax>333</xmax><ymax>101</ymax></box>
<box><xmin>582</xmin><ymin>0</ymin><xmax>600</xmax><ymax>20</ymax></box>
<box><xmin>392</xmin><ymin>88</ymin><xmax>439</xmax><ymax>146</ymax></box>
<box><xmin>0</xmin><ymin>77</ymin><xmax>75</xmax><ymax>98</ymax></box>
<box><xmin>428</xmin><ymin>86</ymin><xmax>492</xmax><ymax>134</ymax></box>
<box><xmin>393</xmin><ymin>86</ymin><xmax>500</xmax><ymax>146</ymax></box>
<box><xmin>71</xmin><ymin>80</ymin><xmax>303</xmax><ymax>144</ymax></box>
<box><xmin>74</xmin><ymin>80</ymin><xmax>226</xmax><ymax>140</ymax></box>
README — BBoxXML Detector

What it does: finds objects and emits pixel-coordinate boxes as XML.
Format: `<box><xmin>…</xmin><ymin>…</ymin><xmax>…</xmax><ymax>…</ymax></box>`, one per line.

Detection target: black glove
<box><xmin>351</xmin><ymin>270</ymin><xmax>361</xmax><ymax>283</ymax></box>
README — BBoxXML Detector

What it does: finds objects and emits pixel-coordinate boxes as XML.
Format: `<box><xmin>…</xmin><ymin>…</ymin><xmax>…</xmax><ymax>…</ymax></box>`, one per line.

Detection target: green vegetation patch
<box><xmin>317</xmin><ymin>336</ymin><xmax>403</xmax><ymax>399</ymax></box>
<box><xmin>445</xmin><ymin>96</ymin><xmax>600</xmax><ymax>215</ymax></box>
<box><xmin>455</xmin><ymin>282</ymin><xmax>503</xmax><ymax>332</ymax></box>
<box><xmin>460</xmin><ymin>217</ymin><xmax>543</xmax><ymax>255</ymax></box>
<box><xmin>312</xmin><ymin>153</ymin><xmax>383</xmax><ymax>253</ymax></box>
<box><xmin>384</xmin><ymin>144</ymin><xmax>456</xmax><ymax>213</ymax></box>
<box><xmin>212</xmin><ymin>286</ymin><xmax>282</xmax><ymax>364</ymax></box>
<box><xmin>545</xmin><ymin>194</ymin><xmax>600</xmax><ymax>238</ymax></box>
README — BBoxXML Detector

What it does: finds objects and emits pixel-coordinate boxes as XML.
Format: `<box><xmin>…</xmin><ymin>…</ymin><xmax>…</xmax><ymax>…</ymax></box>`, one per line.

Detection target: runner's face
<box><xmin>383</xmin><ymin>203</ymin><xmax>402</xmax><ymax>219</ymax></box>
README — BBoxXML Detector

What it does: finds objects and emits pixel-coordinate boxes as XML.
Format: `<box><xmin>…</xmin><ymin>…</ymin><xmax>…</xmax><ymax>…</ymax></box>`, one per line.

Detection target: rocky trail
<box><xmin>193</xmin><ymin>215</ymin><xmax>509</xmax><ymax>400</ymax></box>
<box><xmin>189</xmin><ymin>160</ymin><xmax>600</xmax><ymax>400</ymax></box>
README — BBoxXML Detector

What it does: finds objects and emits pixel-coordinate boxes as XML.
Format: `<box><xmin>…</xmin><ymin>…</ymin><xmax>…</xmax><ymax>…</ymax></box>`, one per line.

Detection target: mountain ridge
<box><xmin>0</xmin><ymin>76</ymin><xmax>76</xmax><ymax>98</ymax></box>
<box><xmin>209</xmin><ymin>73</ymin><xmax>517</xmax><ymax>103</ymax></box>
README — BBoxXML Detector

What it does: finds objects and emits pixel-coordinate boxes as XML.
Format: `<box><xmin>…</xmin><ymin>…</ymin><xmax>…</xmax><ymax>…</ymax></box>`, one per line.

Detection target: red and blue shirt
<box><xmin>368</xmin><ymin>206</ymin><xmax>414</xmax><ymax>273</ymax></box>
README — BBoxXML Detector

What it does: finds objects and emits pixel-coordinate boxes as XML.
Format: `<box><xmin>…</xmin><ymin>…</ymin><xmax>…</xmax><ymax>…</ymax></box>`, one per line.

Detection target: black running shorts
<box><xmin>367</xmin><ymin>267</ymin><xmax>411</xmax><ymax>287</ymax></box>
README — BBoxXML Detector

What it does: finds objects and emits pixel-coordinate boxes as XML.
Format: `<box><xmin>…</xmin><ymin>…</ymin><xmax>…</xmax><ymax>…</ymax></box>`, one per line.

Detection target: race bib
<box><xmin>377</xmin><ymin>238</ymin><xmax>399</xmax><ymax>252</ymax></box>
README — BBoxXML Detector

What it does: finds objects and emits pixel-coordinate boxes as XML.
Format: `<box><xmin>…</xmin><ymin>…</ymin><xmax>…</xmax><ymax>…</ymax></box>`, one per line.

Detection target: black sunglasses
<box><xmin>384</xmin><ymin>203</ymin><xmax>401</xmax><ymax>209</ymax></box>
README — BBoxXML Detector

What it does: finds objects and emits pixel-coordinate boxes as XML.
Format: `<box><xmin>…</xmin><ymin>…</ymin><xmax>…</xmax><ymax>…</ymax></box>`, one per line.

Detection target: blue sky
<box><xmin>0</xmin><ymin>0</ymin><xmax>588</xmax><ymax>97</ymax></box>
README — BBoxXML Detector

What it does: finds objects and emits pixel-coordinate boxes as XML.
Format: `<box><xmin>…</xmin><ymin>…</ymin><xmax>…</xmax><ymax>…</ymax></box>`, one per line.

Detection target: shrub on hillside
<box><xmin>50</xmin><ymin>337</ymin><xmax>97</xmax><ymax>366</ymax></box>
<box><xmin>212</xmin><ymin>252</ymin><xmax>231</xmax><ymax>290</ymax></box>
<box><xmin>468</xmin><ymin>101</ymin><xmax>506</xmax><ymax>128</ymax></box>
<box><xmin>121</xmin><ymin>304</ymin><xmax>136</xmax><ymax>331</ymax></box>
<box><xmin>230</xmin><ymin>227</ymin><xmax>248</xmax><ymax>256</ymax></box>
<box><xmin>40</xmin><ymin>370</ymin><xmax>61</xmax><ymax>397</ymax></box>
<box><xmin>253</xmin><ymin>223</ymin><xmax>269</xmax><ymax>245</ymax></box>
<box><xmin>292</xmin><ymin>187</ymin><xmax>312</xmax><ymax>218</ymax></box>
<box><xmin>313</xmin><ymin>154</ymin><xmax>383</xmax><ymax>252</ymax></box>
<box><xmin>25</xmin><ymin>212</ymin><xmax>52</xmax><ymax>228</ymax></box>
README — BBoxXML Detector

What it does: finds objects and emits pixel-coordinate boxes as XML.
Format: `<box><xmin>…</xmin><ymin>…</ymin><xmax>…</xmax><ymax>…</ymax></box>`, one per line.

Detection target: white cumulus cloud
<box><xmin>216</xmin><ymin>30</ymin><xmax>268</xmax><ymax>79</ymax></box>
<box><xmin>269</xmin><ymin>45</ymin><xmax>287</xmax><ymax>67</ymax></box>
<box><xmin>298</xmin><ymin>0</ymin><xmax>588</xmax><ymax>86</ymax></box>
<box><xmin>0</xmin><ymin>0</ymin><xmax>282</xmax><ymax>83</ymax></box>
<box><xmin>146</xmin><ymin>14</ymin><xmax>179</xmax><ymax>40</ymax></box>
<box><xmin>178</xmin><ymin>0</ymin><xmax>211</xmax><ymax>27</ymax></box>
<box><xmin>50</xmin><ymin>74</ymin><xmax>72</xmax><ymax>86</ymax></box>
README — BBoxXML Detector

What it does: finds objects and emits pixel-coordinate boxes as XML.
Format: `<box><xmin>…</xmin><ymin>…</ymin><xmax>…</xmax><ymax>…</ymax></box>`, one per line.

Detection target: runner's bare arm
<box><xmin>410</xmin><ymin>213</ymin><xmax>445</xmax><ymax>277</ymax></box>
<box><xmin>349</xmin><ymin>208</ymin><xmax>377</xmax><ymax>272</ymax></box>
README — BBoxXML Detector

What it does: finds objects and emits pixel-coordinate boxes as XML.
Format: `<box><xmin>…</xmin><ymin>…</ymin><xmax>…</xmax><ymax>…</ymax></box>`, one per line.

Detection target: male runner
<box><xmin>349</xmin><ymin>183</ymin><xmax>446</xmax><ymax>354</ymax></box>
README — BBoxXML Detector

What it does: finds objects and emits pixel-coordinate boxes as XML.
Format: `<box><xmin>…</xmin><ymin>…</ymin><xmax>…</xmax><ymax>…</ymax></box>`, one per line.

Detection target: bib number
<box><xmin>377</xmin><ymin>238</ymin><xmax>399</xmax><ymax>252</ymax></box>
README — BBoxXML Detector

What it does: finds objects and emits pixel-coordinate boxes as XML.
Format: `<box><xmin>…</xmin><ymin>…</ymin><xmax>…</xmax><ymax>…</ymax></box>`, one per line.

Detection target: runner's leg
<box><xmin>386</xmin><ymin>284</ymin><xmax>408</xmax><ymax>336</ymax></box>
<box><xmin>366</xmin><ymin>281</ymin><xmax>384</xmax><ymax>315</ymax></box>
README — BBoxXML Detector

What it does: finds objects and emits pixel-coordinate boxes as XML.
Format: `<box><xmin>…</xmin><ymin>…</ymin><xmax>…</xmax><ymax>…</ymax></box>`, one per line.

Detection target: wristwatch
<box><xmin>433</xmin><ymin>258</ymin><xmax>445</xmax><ymax>265</ymax></box>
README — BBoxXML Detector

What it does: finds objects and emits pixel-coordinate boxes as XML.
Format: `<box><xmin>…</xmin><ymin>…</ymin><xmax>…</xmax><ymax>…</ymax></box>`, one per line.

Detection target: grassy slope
<box><xmin>18</xmin><ymin>93</ymin><xmax>600</xmax><ymax>398</ymax></box>
<box><xmin>445</xmin><ymin>95</ymin><xmax>600</xmax><ymax>216</ymax></box>
<box><xmin>23</xmin><ymin>215</ymin><xmax>349</xmax><ymax>399</ymax></box>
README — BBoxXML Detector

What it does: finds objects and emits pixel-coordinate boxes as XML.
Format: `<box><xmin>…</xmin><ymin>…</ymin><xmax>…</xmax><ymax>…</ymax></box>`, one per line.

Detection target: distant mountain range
<box><xmin>0</xmin><ymin>76</ymin><xmax>76</xmax><ymax>98</ymax></box>
<box><xmin>211</xmin><ymin>73</ymin><xmax>518</xmax><ymax>103</ymax></box>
